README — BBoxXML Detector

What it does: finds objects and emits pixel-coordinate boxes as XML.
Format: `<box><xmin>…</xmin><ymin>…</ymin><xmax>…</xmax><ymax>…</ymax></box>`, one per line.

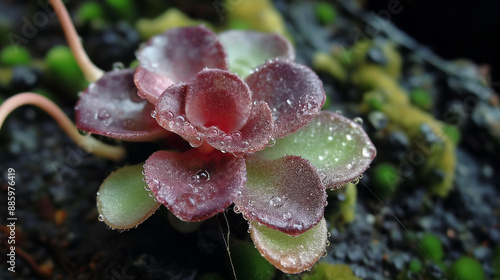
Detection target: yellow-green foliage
<box><xmin>135</xmin><ymin>8</ymin><xmax>211</xmax><ymax>40</ymax></box>
<box><xmin>353</xmin><ymin>63</ymin><xmax>456</xmax><ymax>196</ymax></box>
<box><xmin>224</xmin><ymin>0</ymin><xmax>290</xmax><ymax>38</ymax></box>
<box><xmin>313</xmin><ymin>52</ymin><xmax>347</xmax><ymax>83</ymax></box>
<box><xmin>302</xmin><ymin>262</ymin><xmax>361</xmax><ymax>280</ymax></box>
<box><xmin>340</xmin><ymin>183</ymin><xmax>357</xmax><ymax>223</ymax></box>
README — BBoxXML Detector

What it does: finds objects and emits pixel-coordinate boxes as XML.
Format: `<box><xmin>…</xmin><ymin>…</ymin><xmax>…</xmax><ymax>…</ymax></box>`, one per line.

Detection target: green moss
<box><xmin>316</xmin><ymin>2</ymin><xmax>337</xmax><ymax>25</ymax></box>
<box><xmin>135</xmin><ymin>8</ymin><xmax>211</xmax><ymax>40</ymax></box>
<box><xmin>371</xmin><ymin>162</ymin><xmax>400</xmax><ymax>199</ymax></box>
<box><xmin>408</xmin><ymin>258</ymin><xmax>422</xmax><ymax>273</ymax></box>
<box><xmin>45</xmin><ymin>45</ymin><xmax>87</xmax><ymax>93</ymax></box>
<box><xmin>356</xmin><ymin>65</ymin><xmax>456</xmax><ymax>197</ymax></box>
<box><xmin>442</xmin><ymin>124</ymin><xmax>461</xmax><ymax>145</ymax></box>
<box><xmin>106</xmin><ymin>0</ymin><xmax>136</xmax><ymax>22</ymax></box>
<box><xmin>313</xmin><ymin>52</ymin><xmax>347</xmax><ymax>83</ymax></box>
<box><xmin>232</xmin><ymin>242</ymin><xmax>275</xmax><ymax>280</ymax></box>
<box><xmin>410</xmin><ymin>88</ymin><xmax>433</xmax><ymax>110</ymax></box>
<box><xmin>419</xmin><ymin>233</ymin><xmax>444</xmax><ymax>262</ymax></box>
<box><xmin>493</xmin><ymin>244</ymin><xmax>500</xmax><ymax>279</ymax></box>
<box><xmin>224</xmin><ymin>0</ymin><xmax>290</xmax><ymax>39</ymax></box>
<box><xmin>449</xmin><ymin>257</ymin><xmax>485</xmax><ymax>280</ymax></box>
<box><xmin>302</xmin><ymin>262</ymin><xmax>361</xmax><ymax>280</ymax></box>
<box><xmin>77</xmin><ymin>2</ymin><xmax>104</xmax><ymax>23</ymax></box>
<box><xmin>1</xmin><ymin>45</ymin><xmax>31</xmax><ymax>66</ymax></box>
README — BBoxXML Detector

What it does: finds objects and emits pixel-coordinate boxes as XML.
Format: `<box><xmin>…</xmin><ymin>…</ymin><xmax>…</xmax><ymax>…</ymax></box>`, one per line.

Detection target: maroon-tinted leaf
<box><xmin>257</xmin><ymin>111</ymin><xmax>377</xmax><ymax>189</ymax></box>
<box><xmin>249</xmin><ymin>217</ymin><xmax>328</xmax><ymax>274</ymax></box>
<box><xmin>154</xmin><ymin>83</ymin><xmax>201</xmax><ymax>146</ymax></box>
<box><xmin>206</xmin><ymin>101</ymin><xmax>274</xmax><ymax>156</ymax></box>
<box><xmin>134</xmin><ymin>67</ymin><xmax>173</xmax><ymax>105</ymax></box>
<box><xmin>218</xmin><ymin>30</ymin><xmax>295</xmax><ymax>78</ymax></box>
<box><xmin>185</xmin><ymin>69</ymin><xmax>252</xmax><ymax>133</ymax></box>
<box><xmin>246</xmin><ymin>59</ymin><xmax>325</xmax><ymax>138</ymax></box>
<box><xmin>135</xmin><ymin>26</ymin><xmax>228</xmax><ymax>105</ymax></box>
<box><xmin>235</xmin><ymin>155</ymin><xmax>326</xmax><ymax>236</ymax></box>
<box><xmin>144</xmin><ymin>149</ymin><xmax>246</xmax><ymax>221</ymax></box>
<box><xmin>154</xmin><ymin>69</ymin><xmax>274</xmax><ymax>154</ymax></box>
<box><xmin>75</xmin><ymin>69</ymin><xmax>168</xmax><ymax>141</ymax></box>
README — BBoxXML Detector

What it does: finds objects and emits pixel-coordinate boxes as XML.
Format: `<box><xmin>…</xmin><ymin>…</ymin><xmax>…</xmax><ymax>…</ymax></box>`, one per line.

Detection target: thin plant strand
<box><xmin>49</xmin><ymin>0</ymin><xmax>104</xmax><ymax>82</ymax></box>
<box><xmin>0</xmin><ymin>93</ymin><xmax>125</xmax><ymax>161</ymax></box>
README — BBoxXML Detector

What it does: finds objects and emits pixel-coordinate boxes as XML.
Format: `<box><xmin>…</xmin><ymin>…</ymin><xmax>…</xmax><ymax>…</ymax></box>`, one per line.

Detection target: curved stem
<box><xmin>49</xmin><ymin>0</ymin><xmax>104</xmax><ymax>82</ymax></box>
<box><xmin>0</xmin><ymin>93</ymin><xmax>125</xmax><ymax>161</ymax></box>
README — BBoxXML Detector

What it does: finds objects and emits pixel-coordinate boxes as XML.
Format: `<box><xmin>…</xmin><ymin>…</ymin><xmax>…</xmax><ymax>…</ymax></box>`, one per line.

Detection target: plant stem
<box><xmin>0</xmin><ymin>93</ymin><xmax>125</xmax><ymax>161</ymax></box>
<box><xmin>49</xmin><ymin>0</ymin><xmax>104</xmax><ymax>82</ymax></box>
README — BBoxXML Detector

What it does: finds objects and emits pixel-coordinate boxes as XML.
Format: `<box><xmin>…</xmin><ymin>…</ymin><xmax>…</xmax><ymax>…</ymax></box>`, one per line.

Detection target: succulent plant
<box><xmin>0</xmin><ymin>0</ymin><xmax>376</xmax><ymax>274</ymax></box>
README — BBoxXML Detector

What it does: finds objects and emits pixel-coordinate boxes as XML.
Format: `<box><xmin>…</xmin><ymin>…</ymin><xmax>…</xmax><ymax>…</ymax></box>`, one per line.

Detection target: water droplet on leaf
<box><xmin>97</xmin><ymin>109</ymin><xmax>110</xmax><ymax>120</ymax></box>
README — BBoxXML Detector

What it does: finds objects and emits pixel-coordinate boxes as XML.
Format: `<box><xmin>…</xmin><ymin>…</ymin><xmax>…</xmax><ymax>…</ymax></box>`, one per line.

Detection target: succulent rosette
<box><xmin>83</xmin><ymin>26</ymin><xmax>376</xmax><ymax>273</ymax></box>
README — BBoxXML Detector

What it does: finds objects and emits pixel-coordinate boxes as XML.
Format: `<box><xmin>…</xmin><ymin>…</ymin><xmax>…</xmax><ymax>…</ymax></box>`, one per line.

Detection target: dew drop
<box><xmin>112</xmin><ymin>61</ymin><xmax>124</xmax><ymax>70</ymax></box>
<box><xmin>176</xmin><ymin>115</ymin><xmax>186</xmax><ymax>123</ymax></box>
<box><xmin>97</xmin><ymin>109</ymin><xmax>110</xmax><ymax>120</ymax></box>
<box><xmin>123</xmin><ymin>119</ymin><xmax>137</xmax><ymax>130</ymax></box>
<box><xmin>144</xmin><ymin>185</ymin><xmax>151</xmax><ymax>191</ymax></box>
<box><xmin>335</xmin><ymin>110</ymin><xmax>343</xmax><ymax>115</ymax></box>
<box><xmin>209</xmin><ymin>129</ymin><xmax>218</xmax><ymax>138</ymax></box>
<box><xmin>151</xmin><ymin>110</ymin><xmax>157</xmax><ymax>118</ymax></box>
<box><xmin>189</xmin><ymin>137</ymin><xmax>203</xmax><ymax>148</ymax></box>
<box><xmin>346</xmin><ymin>134</ymin><xmax>352</xmax><ymax>141</ymax></box>
<box><xmin>269</xmin><ymin>195</ymin><xmax>284</xmax><ymax>207</ymax></box>
<box><xmin>327</xmin><ymin>136</ymin><xmax>333</xmax><ymax>141</ymax></box>
<box><xmin>191</xmin><ymin>169</ymin><xmax>210</xmax><ymax>183</ymax></box>
<box><xmin>267</xmin><ymin>138</ymin><xmax>276</xmax><ymax>147</ymax></box>
<box><xmin>77</xmin><ymin>128</ymin><xmax>90</xmax><ymax>136</ymax></box>
<box><xmin>362</xmin><ymin>144</ymin><xmax>376</xmax><ymax>158</ymax></box>
<box><xmin>98</xmin><ymin>215</ymin><xmax>104</xmax><ymax>222</ymax></box>
<box><xmin>283</xmin><ymin>212</ymin><xmax>292</xmax><ymax>221</ymax></box>
<box><xmin>351</xmin><ymin>177</ymin><xmax>360</xmax><ymax>185</ymax></box>
<box><xmin>286</xmin><ymin>99</ymin><xmax>292</xmax><ymax>106</ymax></box>
<box><xmin>234</xmin><ymin>205</ymin><xmax>242</xmax><ymax>214</ymax></box>
<box><xmin>353</xmin><ymin>117</ymin><xmax>364</xmax><ymax>125</ymax></box>
<box><xmin>232</xmin><ymin>131</ymin><xmax>242</xmax><ymax>141</ymax></box>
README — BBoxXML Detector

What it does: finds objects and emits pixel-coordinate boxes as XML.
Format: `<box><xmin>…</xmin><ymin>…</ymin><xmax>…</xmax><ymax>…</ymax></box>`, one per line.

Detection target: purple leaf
<box><xmin>135</xmin><ymin>26</ymin><xmax>228</xmax><ymax>105</ymax></box>
<box><xmin>185</xmin><ymin>69</ymin><xmax>252</xmax><ymax>133</ymax></box>
<box><xmin>235</xmin><ymin>155</ymin><xmax>326</xmax><ymax>236</ymax></box>
<box><xmin>219</xmin><ymin>30</ymin><xmax>295</xmax><ymax>78</ymax></box>
<box><xmin>144</xmin><ymin>149</ymin><xmax>246</xmax><ymax>222</ymax></box>
<box><xmin>206</xmin><ymin>101</ymin><xmax>274</xmax><ymax>156</ymax></box>
<box><xmin>249</xmin><ymin>217</ymin><xmax>328</xmax><ymax>274</ymax></box>
<box><xmin>75</xmin><ymin>69</ymin><xmax>168</xmax><ymax>141</ymax></box>
<box><xmin>154</xmin><ymin>70</ymin><xmax>274</xmax><ymax>154</ymax></box>
<box><xmin>246</xmin><ymin>59</ymin><xmax>325</xmax><ymax>138</ymax></box>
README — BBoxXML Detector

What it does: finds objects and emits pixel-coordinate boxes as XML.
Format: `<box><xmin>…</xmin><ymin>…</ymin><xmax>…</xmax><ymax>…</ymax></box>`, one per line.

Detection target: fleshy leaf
<box><xmin>249</xmin><ymin>217</ymin><xmax>328</xmax><ymax>274</ymax></box>
<box><xmin>206</xmin><ymin>101</ymin><xmax>274</xmax><ymax>156</ymax></box>
<box><xmin>185</xmin><ymin>69</ymin><xmax>252</xmax><ymax>132</ymax></box>
<box><xmin>257</xmin><ymin>111</ymin><xmax>376</xmax><ymax>189</ymax></box>
<box><xmin>75</xmin><ymin>69</ymin><xmax>168</xmax><ymax>141</ymax></box>
<box><xmin>235</xmin><ymin>155</ymin><xmax>326</xmax><ymax>235</ymax></box>
<box><xmin>144</xmin><ymin>149</ymin><xmax>246</xmax><ymax>221</ymax></box>
<box><xmin>97</xmin><ymin>164</ymin><xmax>160</xmax><ymax>229</ymax></box>
<box><xmin>218</xmin><ymin>30</ymin><xmax>294</xmax><ymax>78</ymax></box>
<box><xmin>135</xmin><ymin>26</ymin><xmax>228</xmax><ymax>104</ymax></box>
<box><xmin>246</xmin><ymin>59</ymin><xmax>325</xmax><ymax>138</ymax></box>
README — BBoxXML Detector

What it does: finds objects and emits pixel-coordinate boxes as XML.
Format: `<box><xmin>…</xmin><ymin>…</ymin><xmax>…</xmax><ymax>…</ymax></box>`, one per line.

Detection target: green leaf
<box><xmin>218</xmin><ymin>31</ymin><xmax>294</xmax><ymax>79</ymax></box>
<box><xmin>97</xmin><ymin>164</ymin><xmax>160</xmax><ymax>229</ymax></box>
<box><xmin>257</xmin><ymin>111</ymin><xmax>376</xmax><ymax>189</ymax></box>
<box><xmin>249</xmin><ymin>218</ymin><xmax>328</xmax><ymax>274</ymax></box>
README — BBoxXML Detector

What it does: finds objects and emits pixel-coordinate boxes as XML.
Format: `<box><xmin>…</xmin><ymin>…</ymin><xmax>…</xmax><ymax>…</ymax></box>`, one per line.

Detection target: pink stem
<box><xmin>0</xmin><ymin>93</ymin><xmax>125</xmax><ymax>161</ymax></box>
<box><xmin>49</xmin><ymin>0</ymin><xmax>104</xmax><ymax>82</ymax></box>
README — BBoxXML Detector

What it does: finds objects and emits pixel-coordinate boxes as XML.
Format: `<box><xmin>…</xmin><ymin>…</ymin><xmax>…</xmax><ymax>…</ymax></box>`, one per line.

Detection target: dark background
<box><xmin>366</xmin><ymin>0</ymin><xmax>500</xmax><ymax>87</ymax></box>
